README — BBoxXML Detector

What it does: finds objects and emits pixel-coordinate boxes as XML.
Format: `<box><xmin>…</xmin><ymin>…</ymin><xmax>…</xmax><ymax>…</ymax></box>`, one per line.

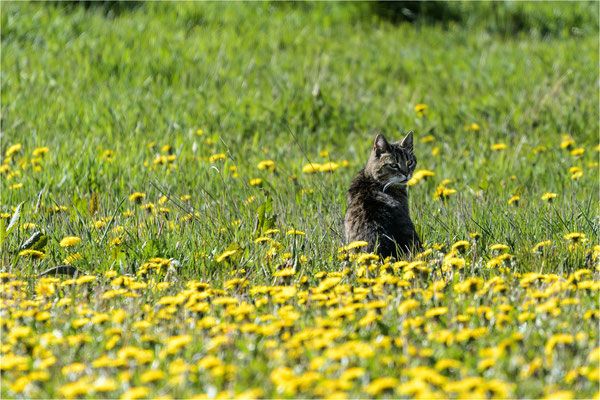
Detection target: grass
<box><xmin>1</xmin><ymin>2</ymin><xmax>599</xmax><ymax>399</ymax></box>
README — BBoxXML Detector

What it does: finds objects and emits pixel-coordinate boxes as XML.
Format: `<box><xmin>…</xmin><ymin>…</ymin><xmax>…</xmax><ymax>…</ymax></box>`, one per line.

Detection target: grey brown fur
<box><xmin>344</xmin><ymin>131</ymin><xmax>421</xmax><ymax>258</ymax></box>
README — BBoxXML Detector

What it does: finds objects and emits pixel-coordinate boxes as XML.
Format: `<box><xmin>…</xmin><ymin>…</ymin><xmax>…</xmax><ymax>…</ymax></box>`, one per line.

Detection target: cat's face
<box><xmin>365</xmin><ymin>131</ymin><xmax>417</xmax><ymax>189</ymax></box>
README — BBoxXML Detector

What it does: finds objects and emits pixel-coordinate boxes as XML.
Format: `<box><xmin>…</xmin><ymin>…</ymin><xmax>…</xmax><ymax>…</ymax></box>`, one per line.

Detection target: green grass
<box><xmin>1</xmin><ymin>2</ymin><xmax>599</xmax><ymax>399</ymax></box>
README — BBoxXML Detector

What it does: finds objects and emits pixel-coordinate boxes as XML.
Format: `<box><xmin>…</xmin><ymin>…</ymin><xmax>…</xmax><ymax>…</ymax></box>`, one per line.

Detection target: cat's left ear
<box><xmin>373</xmin><ymin>134</ymin><xmax>391</xmax><ymax>157</ymax></box>
<box><xmin>398</xmin><ymin>130</ymin><xmax>414</xmax><ymax>152</ymax></box>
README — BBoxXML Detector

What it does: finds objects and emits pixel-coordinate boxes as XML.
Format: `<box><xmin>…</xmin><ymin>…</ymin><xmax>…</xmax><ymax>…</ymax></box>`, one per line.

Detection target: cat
<box><xmin>344</xmin><ymin>131</ymin><xmax>421</xmax><ymax>258</ymax></box>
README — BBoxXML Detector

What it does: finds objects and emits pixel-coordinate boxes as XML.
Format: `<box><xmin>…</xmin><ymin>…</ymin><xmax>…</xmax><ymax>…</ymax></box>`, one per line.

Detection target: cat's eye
<box><xmin>388</xmin><ymin>163</ymin><xmax>400</xmax><ymax>170</ymax></box>
<box><xmin>407</xmin><ymin>161</ymin><xmax>415</xmax><ymax>168</ymax></box>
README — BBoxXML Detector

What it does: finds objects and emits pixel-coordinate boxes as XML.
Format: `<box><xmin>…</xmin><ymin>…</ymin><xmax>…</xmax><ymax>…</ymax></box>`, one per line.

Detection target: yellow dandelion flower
<box><xmin>544</xmin><ymin>333</ymin><xmax>573</xmax><ymax>356</ymax></box>
<box><xmin>249</xmin><ymin>178</ymin><xmax>262</xmax><ymax>186</ymax></box>
<box><xmin>140</xmin><ymin>369</ymin><xmax>165</xmax><ymax>383</ymax></box>
<box><xmin>425</xmin><ymin>307</ymin><xmax>448</xmax><ymax>318</ymax></box>
<box><xmin>491</xmin><ymin>143</ymin><xmax>506</xmax><ymax>151</ymax></box>
<box><xmin>319</xmin><ymin>162</ymin><xmax>339</xmax><ymax>172</ymax></box>
<box><xmin>302</xmin><ymin>163</ymin><xmax>321</xmax><ymax>173</ymax></box>
<box><xmin>216</xmin><ymin>249</ymin><xmax>239</xmax><ymax>263</ymax></box>
<box><xmin>62</xmin><ymin>363</ymin><xmax>86</xmax><ymax>375</ymax></box>
<box><xmin>364</xmin><ymin>377</ymin><xmax>397</xmax><ymax>396</ymax></box>
<box><xmin>420</xmin><ymin>135</ymin><xmax>435</xmax><ymax>143</ymax></box>
<box><xmin>6</xmin><ymin>144</ymin><xmax>22</xmax><ymax>157</ymax></box>
<box><xmin>541</xmin><ymin>192</ymin><xmax>557</xmax><ymax>201</ymax></box>
<box><xmin>564</xmin><ymin>232</ymin><xmax>586</xmax><ymax>242</ymax></box>
<box><xmin>508</xmin><ymin>195</ymin><xmax>520</xmax><ymax>205</ymax></box>
<box><xmin>60</xmin><ymin>236</ymin><xmax>81</xmax><ymax>248</ymax></box>
<box><xmin>338</xmin><ymin>240</ymin><xmax>369</xmax><ymax>252</ymax></box>
<box><xmin>121</xmin><ymin>387</ymin><xmax>150</xmax><ymax>400</ymax></box>
<box><xmin>286</xmin><ymin>228</ymin><xmax>305</xmax><ymax>236</ymax></box>
<box><xmin>129</xmin><ymin>192</ymin><xmax>145</xmax><ymax>203</ymax></box>
<box><xmin>257</xmin><ymin>160</ymin><xmax>275</xmax><ymax>171</ymax></box>
<box><xmin>434</xmin><ymin>185</ymin><xmax>456</xmax><ymax>200</ymax></box>
<box><xmin>560</xmin><ymin>136</ymin><xmax>574</xmax><ymax>149</ymax></box>
<box><xmin>414</xmin><ymin>104</ymin><xmax>428</xmax><ymax>117</ymax></box>
<box><xmin>490</xmin><ymin>244</ymin><xmax>509</xmax><ymax>252</ymax></box>
<box><xmin>532</xmin><ymin>240</ymin><xmax>551</xmax><ymax>252</ymax></box>
<box><xmin>542</xmin><ymin>391</ymin><xmax>574</xmax><ymax>400</ymax></box>
<box><xmin>209</xmin><ymin>153</ymin><xmax>226</xmax><ymax>163</ymax></box>
<box><xmin>451</xmin><ymin>240</ymin><xmax>470</xmax><ymax>252</ymax></box>
<box><xmin>32</xmin><ymin>147</ymin><xmax>49</xmax><ymax>157</ymax></box>
<box><xmin>397</xmin><ymin>299</ymin><xmax>420</xmax><ymax>314</ymax></box>
<box><xmin>18</xmin><ymin>249</ymin><xmax>45</xmax><ymax>259</ymax></box>
<box><xmin>63</xmin><ymin>252</ymin><xmax>83</xmax><ymax>264</ymax></box>
<box><xmin>570</xmin><ymin>148</ymin><xmax>584</xmax><ymax>156</ymax></box>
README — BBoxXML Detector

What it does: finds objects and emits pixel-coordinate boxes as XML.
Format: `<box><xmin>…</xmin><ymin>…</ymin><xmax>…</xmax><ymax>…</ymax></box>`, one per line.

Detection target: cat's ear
<box><xmin>373</xmin><ymin>134</ymin><xmax>391</xmax><ymax>157</ymax></box>
<box><xmin>398</xmin><ymin>130</ymin><xmax>414</xmax><ymax>152</ymax></box>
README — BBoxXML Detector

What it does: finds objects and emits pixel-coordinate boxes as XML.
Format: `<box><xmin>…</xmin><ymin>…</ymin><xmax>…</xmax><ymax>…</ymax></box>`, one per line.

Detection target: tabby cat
<box><xmin>344</xmin><ymin>131</ymin><xmax>421</xmax><ymax>258</ymax></box>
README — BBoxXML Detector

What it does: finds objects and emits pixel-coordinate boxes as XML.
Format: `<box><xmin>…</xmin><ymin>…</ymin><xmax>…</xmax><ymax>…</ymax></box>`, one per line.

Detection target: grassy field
<box><xmin>1</xmin><ymin>2</ymin><xmax>599</xmax><ymax>399</ymax></box>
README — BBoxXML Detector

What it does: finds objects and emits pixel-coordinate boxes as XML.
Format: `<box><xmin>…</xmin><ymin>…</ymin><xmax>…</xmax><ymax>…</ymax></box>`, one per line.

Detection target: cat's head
<box><xmin>365</xmin><ymin>131</ymin><xmax>417</xmax><ymax>189</ymax></box>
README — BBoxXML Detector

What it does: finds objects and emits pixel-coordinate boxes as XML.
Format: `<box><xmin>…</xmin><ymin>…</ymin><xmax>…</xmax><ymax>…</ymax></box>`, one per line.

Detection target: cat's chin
<box><xmin>383</xmin><ymin>179</ymin><xmax>408</xmax><ymax>192</ymax></box>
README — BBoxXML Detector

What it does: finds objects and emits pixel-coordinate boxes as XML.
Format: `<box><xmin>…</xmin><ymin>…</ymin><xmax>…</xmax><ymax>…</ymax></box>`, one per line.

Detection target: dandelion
<box><xmin>250</xmin><ymin>178</ymin><xmax>262</xmax><ymax>186</ymax></box>
<box><xmin>18</xmin><ymin>249</ymin><xmax>45</xmax><ymax>259</ymax></box>
<box><xmin>409</xmin><ymin>169</ymin><xmax>435</xmax><ymax>185</ymax></box>
<box><xmin>129</xmin><ymin>192</ymin><xmax>145</xmax><ymax>203</ymax></box>
<box><xmin>397</xmin><ymin>299</ymin><xmax>420</xmax><ymax>314</ymax></box>
<box><xmin>209</xmin><ymin>153</ymin><xmax>226</xmax><ymax>163</ymax></box>
<box><xmin>560</xmin><ymin>136</ymin><xmax>574</xmax><ymax>149</ymax></box>
<box><xmin>468</xmin><ymin>122</ymin><xmax>480</xmax><ymax>131</ymax></box>
<box><xmin>508</xmin><ymin>195</ymin><xmax>519</xmax><ymax>205</ymax></box>
<box><xmin>425</xmin><ymin>307</ymin><xmax>448</xmax><ymax>318</ymax></box>
<box><xmin>257</xmin><ymin>160</ymin><xmax>275</xmax><ymax>171</ymax></box>
<box><xmin>570</xmin><ymin>148</ymin><xmax>584</xmax><ymax>156</ymax></box>
<box><xmin>532</xmin><ymin>240</ymin><xmax>551</xmax><ymax>252</ymax></box>
<box><xmin>490</xmin><ymin>244</ymin><xmax>509</xmax><ymax>252</ymax></box>
<box><xmin>216</xmin><ymin>249</ymin><xmax>239</xmax><ymax>263</ymax></box>
<box><xmin>451</xmin><ymin>240</ymin><xmax>470</xmax><ymax>253</ymax></box>
<box><xmin>414</xmin><ymin>104</ymin><xmax>428</xmax><ymax>117</ymax></box>
<box><xmin>60</xmin><ymin>236</ymin><xmax>81</xmax><ymax>248</ymax></box>
<box><xmin>32</xmin><ymin>146</ymin><xmax>49</xmax><ymax>157</ymax></box>
<box><xmin>62</xmin><ymin>363</ymin><xmax>86</xmax><ymax>375</ymax></box>
<box><xmin>364</xmin><ymin>377</ymin><xmax>397</xmax><ymax>395</ymax></box>
<box><xmin>564</xmin><ymin>232</ymin><xmax>586</xmax><ymax>243</ymax></box>
<box><xmin>491</xmin><ymin>143</ymin><xmax>507</xmax><ymax>151</ymax></box>
<box><xmin>434</xmin><ymin>185</ymin><xmax>456</xmax><ymax>200</ymax></box>
<box><xmin>286</xmin><ymin>228</ymin><xmax>305</xmax><ymax>236</ymax></box>
<box><xmin>101</xmin><ymin>149</ymin><xmax>114</xmax><ymax>160</ymax></box>
<box><xmin>63</xmin><ymin>252</ymin><xmax>83</xmax><ymax>264</ymax></box>
<box><xmin>121</xmin><ymin>387</ymin><xmax>150</xmax><ymax>400</ymax></box>
<box><xmin>6</xmin><ymin>143</ymin><xmax>22</xmax><ymax>157</ymax></box>
<box><xmin>544</xmin><ymin>333</ymin><xmax>573</xmax><ymax>356</ymax></box>
<box><xmin>140</xmin><ymin>369</ymin><xmax>165</xmax><ymax>383</ymax></box>
<box><xmin>302</xmin><ymin>163</ymin><xmax>321</xmax><ymax>173</ymax></box>
<box><xmin>319</xmin><ymin>162</ymin><xmax>339</xmax><ymax>172</ymax></box>
<box><xmin>541</xmin><ymin>192</ymin><xmax>557</xmax><ymax>202</ymax></box>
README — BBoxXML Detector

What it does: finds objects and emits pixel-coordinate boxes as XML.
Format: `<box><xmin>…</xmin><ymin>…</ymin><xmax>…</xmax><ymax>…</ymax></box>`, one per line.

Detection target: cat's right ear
<box><xmin>373</xmin><ymin>134</ymin><xmax>390</xmax><ymax>157</ymax></box>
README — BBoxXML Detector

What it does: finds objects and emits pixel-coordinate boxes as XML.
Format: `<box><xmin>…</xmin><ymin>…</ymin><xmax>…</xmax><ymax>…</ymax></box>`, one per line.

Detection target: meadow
<box><xmin>1</xmin><ymin>2</ymin><xmax>599</xmax><ymax>398</ymax></box>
